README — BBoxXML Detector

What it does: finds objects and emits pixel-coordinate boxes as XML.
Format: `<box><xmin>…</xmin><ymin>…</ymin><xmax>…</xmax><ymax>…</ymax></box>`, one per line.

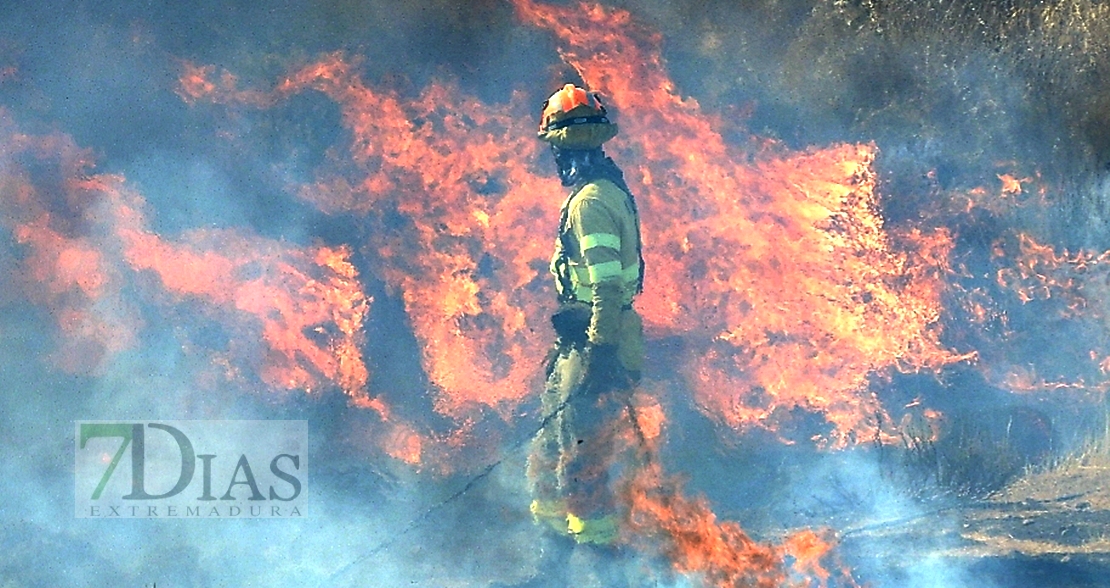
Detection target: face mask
<box><xmin>551</xmin><ymin>146</ymin><xmax>595</xmax><ymax>187</ymax></box>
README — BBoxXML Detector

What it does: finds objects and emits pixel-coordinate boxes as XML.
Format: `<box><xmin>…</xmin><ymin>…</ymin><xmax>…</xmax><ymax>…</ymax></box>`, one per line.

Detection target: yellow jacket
<box><xmin>551</xmin><ymin>178</ymin><xmax>643</xmax><ymax>347</ymax></box>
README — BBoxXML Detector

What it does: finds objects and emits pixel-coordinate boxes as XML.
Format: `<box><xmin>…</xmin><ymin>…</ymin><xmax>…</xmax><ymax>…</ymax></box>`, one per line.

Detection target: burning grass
<box><xmin>664</xmin><ymin>0</ymin><xmax>1110</xmax><ymax>248</ymax></box>
<box><xmin>9</xmin><ymin>0</ymin><xmax>1110</xmax><ymax>584</ymax></box>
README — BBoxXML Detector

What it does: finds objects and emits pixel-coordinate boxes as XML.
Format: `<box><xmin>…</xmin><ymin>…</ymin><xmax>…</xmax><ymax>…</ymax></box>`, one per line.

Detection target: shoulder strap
<box><xmin>553</xmin><ymin>188</ymin><xmax>582</xmax><ymax>304</ymax></box>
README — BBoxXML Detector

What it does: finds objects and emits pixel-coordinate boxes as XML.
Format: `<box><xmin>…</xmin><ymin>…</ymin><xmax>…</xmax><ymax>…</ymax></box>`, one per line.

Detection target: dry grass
<box><xmin>1044</xmin><ymin>408</ymin><xmax>1110</xmax><ymax>474</ymax></box>
<box><xmin>673</xmin><ymin>0</ymin><xmax>1110</xmax><ymax>246</ymax></box>
<box><xmin>894</xmin><ymin>414</ymin><xmax>1029</xmax><ymax>500</ymax></box>
<box><xmin>993</xmin><ymin>406</ymin><xmax>1110</xmax><ymax>510</ymax></box>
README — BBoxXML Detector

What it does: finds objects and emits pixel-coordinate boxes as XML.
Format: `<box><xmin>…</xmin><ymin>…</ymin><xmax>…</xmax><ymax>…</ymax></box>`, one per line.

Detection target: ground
<box><xmin>838</xmin><ymin>452</ymin><xmax>1110</xmax><ymax>587</ymax></box>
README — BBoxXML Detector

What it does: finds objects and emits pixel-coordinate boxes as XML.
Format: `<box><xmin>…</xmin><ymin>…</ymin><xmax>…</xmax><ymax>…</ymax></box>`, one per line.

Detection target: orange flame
<box><xmin>1</xmin><ymin>0</ymin><xmax>1004</xmax><ymax>580</ymax></box>
<box><xmin>625</xmin><ymin>461</ymin><xmax>785</xmax><ymax>587</ymax></box>
<box><xmin>994</xmin><ymin>232</ymin><xmax>1110</xmax><ymax>314</ymax></box>
<box><xmin>997</xmin><ymin>173</ymin><xmax>1028</xmax><ymax>195</ymax></box>
<box><xmin>921</xmin><ymin>160</ymin><xmax>1110</xmax><ymax>400</ymax></box>
<box><xmin>0</xmin><ymin>109</ymin><xmax>376</xmax><ymax>408</ymax></box>
<box><xmin>625</xmin><ymin>461</ymin><xmax>854</xmax><ymax>587</ymax></box>
<box><xmin>0</xmin><ymin>121</ymin><xmax>139</xmax><ymax>372</ymax></box>
<box><xmin>180</xmin><ymin>54</ymin><xmax>558</xmax><ymax>418</ymax></box>
<box><xmin>179</xmin><ymin>1</ymin><xmax>970</xmax><ymax>447</ymax></box>
<box><xmin>119</xmin><ymin>223</ymin><xmax>370</xmax><ymax>395</ymax></box>
<box><xmin>514</xmin><ymin>0</ymin><xmax>970</xmax><ymax>445</ymax></box>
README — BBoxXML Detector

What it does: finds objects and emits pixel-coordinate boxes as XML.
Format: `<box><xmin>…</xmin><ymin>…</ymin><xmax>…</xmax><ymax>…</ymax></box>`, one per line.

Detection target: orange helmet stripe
<box><xmin>541</xmin><ymin>84</ymin><xmax>605</xmax><ymax>131</ymax></box>
<box><xmin>560</xmin><ymin>84</ymin><xmax>591</xmax><ymax>112</ymax></box>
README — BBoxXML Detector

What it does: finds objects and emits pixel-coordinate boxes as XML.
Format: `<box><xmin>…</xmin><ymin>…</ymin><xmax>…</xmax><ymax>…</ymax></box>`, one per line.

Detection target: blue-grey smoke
<box><xmin>2</xmin><ymin>1</ymin><xmax>1109</xmax><ymax>587</ymax></box>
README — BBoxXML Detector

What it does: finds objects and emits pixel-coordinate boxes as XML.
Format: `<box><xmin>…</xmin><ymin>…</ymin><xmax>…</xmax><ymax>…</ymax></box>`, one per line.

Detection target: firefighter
<box><xmin>526</xmin><ymin>84</ymin><xmax>645</xmax><ymax>547</ymax></box>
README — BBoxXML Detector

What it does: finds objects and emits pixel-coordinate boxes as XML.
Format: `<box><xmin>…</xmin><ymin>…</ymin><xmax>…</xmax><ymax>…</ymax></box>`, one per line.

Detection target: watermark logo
<box><xmin>75</xmin><ymin>420</ymin><xmax>306</xmax><ymax>518</ymax></box>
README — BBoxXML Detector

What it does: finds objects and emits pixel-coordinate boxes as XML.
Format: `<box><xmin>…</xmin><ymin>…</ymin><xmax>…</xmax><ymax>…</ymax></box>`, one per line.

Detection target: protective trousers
<box><xmin>527</xmin><ymin>309</ymin><xmax>644</xmax><ymax>545</ymax></box>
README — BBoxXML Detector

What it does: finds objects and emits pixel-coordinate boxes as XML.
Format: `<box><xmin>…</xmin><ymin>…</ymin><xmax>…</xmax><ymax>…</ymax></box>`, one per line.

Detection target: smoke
<box><xmin>3</xmin><ymin>0</ymin><xmax>1110</xmax><ymax>586</ymax></box>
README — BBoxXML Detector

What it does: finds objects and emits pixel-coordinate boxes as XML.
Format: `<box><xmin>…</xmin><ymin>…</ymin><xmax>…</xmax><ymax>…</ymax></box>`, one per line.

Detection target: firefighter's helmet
<box><xmin>537</xmin><ymin>84</ymin><xmax>618</xmax><ymax>149</ymax></box>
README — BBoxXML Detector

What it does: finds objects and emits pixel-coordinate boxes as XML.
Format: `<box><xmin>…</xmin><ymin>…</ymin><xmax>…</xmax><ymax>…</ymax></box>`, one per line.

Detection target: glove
<box><xmin>580</xmin><ymin>343</ymin><xmax>632</xmax><ymax>396</ymax></box>
<box><xmin>550</xmin><ymin>302</ymin><xmax>591</xmax><ymax>347</ymax></box>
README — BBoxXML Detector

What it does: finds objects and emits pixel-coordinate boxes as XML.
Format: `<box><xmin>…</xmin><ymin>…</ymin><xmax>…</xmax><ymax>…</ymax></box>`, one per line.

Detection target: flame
<box><xmin>0</xmin><ymin>123</ymin><xmax>139</xmax><ymax>372</ymax></box>
<box><xmin>927</xmin><ymin>164</ymin><xmax>1110</xmax><ymax>396</ymax></box>
<box><xmin>513</xmin><ymin>0</ymin><xmax>970</xmax><ymax>445</ymax></box>
<box><xmin>624</xmin><ymin>460</ymin><xmax>853</xmax><ymax>587</ymax></box>
<box><xmin>994</xmin><ymin>232</ymin><xmax>1110</xmax><ymax>314</ymax></box>
<box><xmin>968</xmin><ymin>230</ymin><xmax>1110</xmax><ymax>395</ymax></box>
<box><xmin>2</xmin><ymin>0</ymin><xmax>1042</xmax><ymax>581</ymax></box>
<box><xmin>176</xmin><ymin>62</ymin><xmax>272</xmax><ymax>108</ymax></box>
<box><xmin>178</xmin><ymin>1</ymin><xmax>972</xmax><ymax>447</ymax></box>
<box><xmin>632</xmin><ymin>388</ymin><xmax>666</xmax><ymax>442</ymax></box>
<box><xmin>625</xmin><ymin>461</ymin><xmax>785</xmax><ymax>587</ymax></box>
<box><xmin>120</xmin><ymin>224</ymin><xmax>370</xmax><ymax>395</ymax></box>
<box><xmin>0</xmin><ymin>109</ymin><xmax>376</xmax><ymax>408</ymax></box>
<box><xmin>610</xmin><ymin>396</ymin><xmax>853</xmax><ymax>587</ymax></box>
<box><xmin>181</xmin><ymin>55</ymin><xmax>557</xmax><ymax>417</ymax></box>
<box><xmin>380</xmin><ymin>421</ymin><xmax>424</xmax><ymax>466</ymax></box>
<box><xmin>782</xmin><ymin>529</ymin><xmax>845</xmax><ymax>586</ymax></box>
<box><xmin>998</xmin><ymin>173</ymin><xmax>1028</xmax><ymax>195</ymax></box>
<box><xmin>16</xmin><ymin>1</ymin><xmax>1110</xmax><ymax>583</ymax></box>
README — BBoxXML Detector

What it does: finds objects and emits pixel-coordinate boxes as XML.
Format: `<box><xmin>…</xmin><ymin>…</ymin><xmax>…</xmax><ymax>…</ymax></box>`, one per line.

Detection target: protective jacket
<box><xmin>550</xmin><ymin>177</ymin><xmax>644</xmax><ymax>374</ymax></box>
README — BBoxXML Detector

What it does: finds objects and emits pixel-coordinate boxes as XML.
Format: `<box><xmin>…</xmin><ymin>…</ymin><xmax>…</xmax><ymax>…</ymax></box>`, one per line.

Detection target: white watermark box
<box><xmin>75</xmin><ymin>420</ymin><xmax>307</xmax><ymax>518</ymax></box>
